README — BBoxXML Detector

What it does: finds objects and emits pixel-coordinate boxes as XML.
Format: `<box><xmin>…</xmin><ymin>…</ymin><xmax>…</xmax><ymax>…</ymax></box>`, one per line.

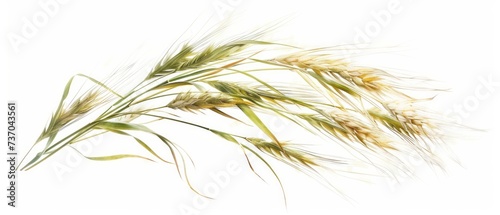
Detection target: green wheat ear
<box><xmin>19</xmin><ymin>23</ymin><xmax>458</xmax><ymax>201</ymax></box>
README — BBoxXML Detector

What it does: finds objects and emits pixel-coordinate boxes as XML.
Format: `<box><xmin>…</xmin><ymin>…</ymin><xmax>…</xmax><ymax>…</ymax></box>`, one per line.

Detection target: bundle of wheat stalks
<box><xmin>19</xmin><ymin>27</ymin><xmax>456</xmax><ymax>199</ymax></box>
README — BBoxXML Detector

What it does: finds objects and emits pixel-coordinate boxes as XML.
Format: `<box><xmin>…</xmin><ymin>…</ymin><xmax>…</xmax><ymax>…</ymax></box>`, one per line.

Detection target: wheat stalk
<box><xmin>18</xmin><ymin>22</ymin><xmax>461</xmax><ymax>202</ymax></box>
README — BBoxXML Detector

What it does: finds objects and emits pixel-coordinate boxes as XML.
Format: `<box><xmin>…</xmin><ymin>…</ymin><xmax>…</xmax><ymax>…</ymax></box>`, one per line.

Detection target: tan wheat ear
<box><xmin>166</xmin><ymin>92</ymin><xmax>251</xmax><ymax>111</ymax></box>
<box><xmin>329</xmin><ymin>107</ymin><xmax>394</xmax><ymax>149</ymax></box>
<box><xmin>275</xmin><ymin>52</ymin><xmax>405</xmax><ymax>98</ymax></box>
<box><xmin>385</xmin><ymin>100</ymin><xmax>433</xmax><ymax>135</ymax></box>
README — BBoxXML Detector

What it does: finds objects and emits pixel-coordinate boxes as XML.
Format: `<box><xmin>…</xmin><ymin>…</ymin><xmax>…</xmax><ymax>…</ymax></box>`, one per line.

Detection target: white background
<box><xmin>1</xmin><ymin>0</ymin><xmax>499</xmax><ymax>214</ymax></box>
